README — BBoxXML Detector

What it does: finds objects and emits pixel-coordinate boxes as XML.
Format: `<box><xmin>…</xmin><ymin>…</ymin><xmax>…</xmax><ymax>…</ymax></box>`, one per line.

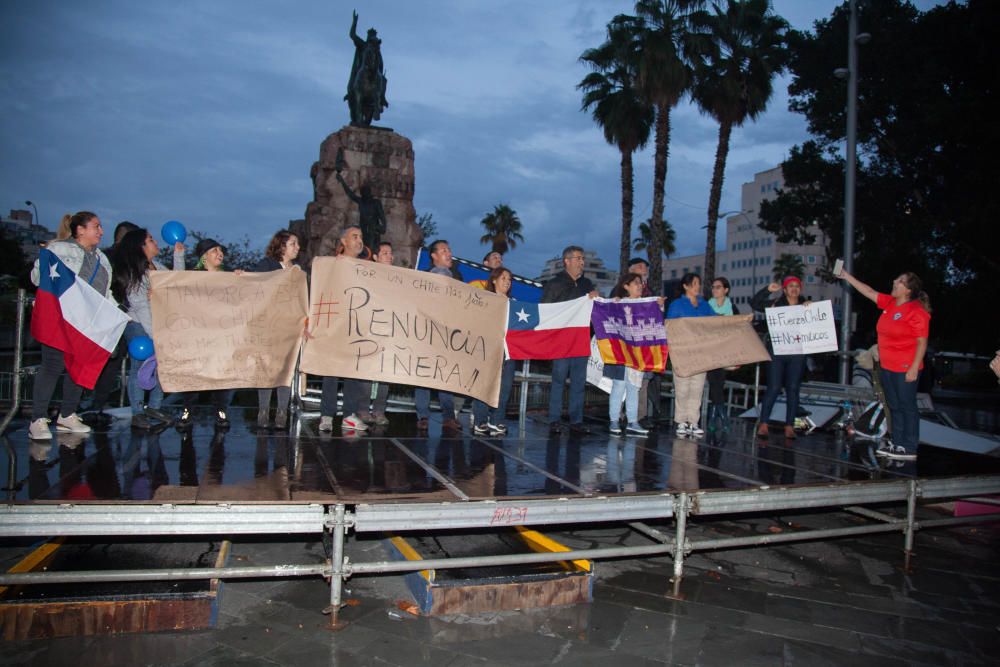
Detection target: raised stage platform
<box><xmin>3</xmin><ymin>406</ymin><xmax>1000</xmax><ymax>624</ymax></box>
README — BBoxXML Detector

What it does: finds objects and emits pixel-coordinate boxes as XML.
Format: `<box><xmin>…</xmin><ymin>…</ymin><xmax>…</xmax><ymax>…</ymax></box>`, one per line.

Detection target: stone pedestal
<box><xmin>296</xmin><ymin>125</ymin><xmax>422</xmax><ymax>268</ymax></box>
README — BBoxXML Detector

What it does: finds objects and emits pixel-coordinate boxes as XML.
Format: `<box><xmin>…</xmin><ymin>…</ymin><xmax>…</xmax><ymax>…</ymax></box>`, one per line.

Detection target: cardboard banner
<box><xmin>664</xmin><ymin>314</ymin><xmax>771</xmax><ymax>378</ymax></box>
<box><xmin>765</xmin><ymin>300</ymin><xmax>838</xmax><ymax>355</ymax></box>
<box><xmin>150</xmin><ymin>269</ymin><xmax>308</xmax><ymax>392</ymax></box>
<box><xmin>300</xmin><ymin>257</ymin><xmax>508</xmax><ymax>406</ymax></box>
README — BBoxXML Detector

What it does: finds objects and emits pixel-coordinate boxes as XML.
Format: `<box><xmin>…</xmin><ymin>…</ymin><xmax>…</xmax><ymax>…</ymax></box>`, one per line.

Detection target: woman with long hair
<box><xmin>666</xmin><ymin>273</ymin><xmax>717</xmax><ymax>437</ymax></box>
<box><xmin>28</xmin><ymin>212</ymin><xmax>113</xmax><ymax>440</ymax></box>
<box><xmin>838</xmin><ymin>269</ymin><xmax>931</xmax><ymax>459</ymax></box>
<box><xmin>472</xmin><ymin>267</ymin><xmax>517</xmax><ymax>436</ymax></box>
<box><xmin>705</xmin><ymin>276</ymin><xmax>739</xmax><ymax>433</ymax></box>
<box><xmin>111</xmin><ymin>228</ymin><xmax>184</xmax><ymax>429</ymax></box>
<box><xmin>251</xmin><ymin>230</ymin><xmax>301</xmax><ymax>430</ymax></box>
<box><xmin>751</xmin><ymin>275</ymin><xmax>809</xmax><ymax>440</ymax></box>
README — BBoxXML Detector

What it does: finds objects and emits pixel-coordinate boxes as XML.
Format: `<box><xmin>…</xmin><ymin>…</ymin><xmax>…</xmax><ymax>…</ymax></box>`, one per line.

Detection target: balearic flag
<box><xmin>591</xmin><ymin>297</ymin><xmax>668</xmax><ymax>372</ymax></box>
<box><xmin>505</xmin><ymin>296</ymin><xmax>593</xmax><ymax>360</ymax></box>
<box><xmin>30</xmin><ymin>248</ymin><xmax>129</xmax><ymax>389</ymax></box>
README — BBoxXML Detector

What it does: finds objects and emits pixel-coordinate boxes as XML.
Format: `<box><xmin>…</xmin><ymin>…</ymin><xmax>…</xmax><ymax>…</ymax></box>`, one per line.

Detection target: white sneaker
<box><xmin>884</xmin><ymin>446</ymin><xmax>916</xmax><ymax>460</ymax></box>
<box><xmin>687</xmin><ymin>423</ymin><xmax>705</xmax><ymax>437</ymax></box>
<box><xmin>56</xmin><ymin>413</ymin><xmax>91</xmax><ymax>434</ymax></box>
<box><xmin>29</xmin><ymin>417</ymin><xmax>52</xmax><ymax>440</ymax></box>
<box><xmin>319</xmin><ymin>416</ymin><xmax>334</xmax><ymax>432</ymax></box>
<box><xmin>675</xmin><ymin>422</ymin><xmax>689</xmax><ymax>436</ymax></box>
<box><xmin>341</xmin><ymin>414</ymin><xmax>369</xmax><ymax>431</ymax></box>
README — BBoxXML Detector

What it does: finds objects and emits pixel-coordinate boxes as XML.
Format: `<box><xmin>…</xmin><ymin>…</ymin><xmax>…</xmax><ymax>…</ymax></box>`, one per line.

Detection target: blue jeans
<box><xmin>549</xmin><ymin>356</ymin><xmax>588</xmax><ymax>424</ymax></box>
<box><xmin>473</xmin><ymin>359</ymin><xmax>516</xmax><ymax>425</ymax></box>
<box><xmin>125</xmin><ymin>321</ymin><xmax>162</xmax><ymax>415</ymax></box>
<box><xmin>320</xmin><ymin>377</ymin><xmax>366</xmax><ymax>417</ymax></box>
<box><xmin>608</xmin><ymin>378</ymin><xmax>638</xmax><ymax>424</ymax></box>
<box><xmin>758</xmin><ymin>354</ymin><xmax>805</xmax><ymax>425</ymax></box>
<box><xmin>881</xmin><ymin>368</ymin><xmax>919</xmax><ymax>453</ymax></box>
<box><xmin>415</xmin><ymin>387</ymin><xmax>454</xmax><ymax>420</ymax></box>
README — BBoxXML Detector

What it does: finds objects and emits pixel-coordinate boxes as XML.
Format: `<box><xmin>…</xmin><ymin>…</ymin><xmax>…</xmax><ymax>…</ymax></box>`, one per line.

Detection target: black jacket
<box><xmin>541</xmin><ymin>270</ymin><xmax>595</xmax><ymax>304</ymax></box>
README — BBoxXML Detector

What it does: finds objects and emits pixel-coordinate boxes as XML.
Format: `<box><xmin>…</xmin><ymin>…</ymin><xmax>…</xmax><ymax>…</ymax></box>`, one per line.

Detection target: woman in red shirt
<box><xmin>838</xmin><ymin>269</ymin><xmax>931</xmax><ymax>459</ymax></box>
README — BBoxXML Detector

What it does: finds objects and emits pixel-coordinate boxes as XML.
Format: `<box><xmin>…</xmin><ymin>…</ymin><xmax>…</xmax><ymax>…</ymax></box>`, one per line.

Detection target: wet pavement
<box><xmin>2</xmin><ymin>405</ymin><xmax>999</xmax><ymax>664</ymax></box>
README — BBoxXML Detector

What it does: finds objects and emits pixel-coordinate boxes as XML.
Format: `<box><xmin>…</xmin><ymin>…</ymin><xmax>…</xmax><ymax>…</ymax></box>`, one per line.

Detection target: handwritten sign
<box><xmin>586</xmin><ymin>336</ymin><xmax>613</xmax><ymax>393</ymax></box>
<box><xmin>765</xmin><ymin>300</ymin><xmax>838</xmax><ymax>355</ymax></box>
<box><xmin>664</xmin><ymin>315</ymin><xmax>771</xmax><ymax>377</ymax></box>
<box><xmin>150</xmin><ymin>269</ymin><xmax>309</xmax><ymax>392</ymax></box>
<box><xmin>301</xmin><ymin>257</ymin><xmax>508</xmax><ymax>406</ymax></box>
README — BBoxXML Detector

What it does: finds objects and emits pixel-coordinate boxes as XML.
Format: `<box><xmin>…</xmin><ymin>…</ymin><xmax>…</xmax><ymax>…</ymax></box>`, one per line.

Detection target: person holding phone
<box><xmin>837</xmin><ymin>268</ymin><xmax>931</xmax><ymax>460</ymax></box>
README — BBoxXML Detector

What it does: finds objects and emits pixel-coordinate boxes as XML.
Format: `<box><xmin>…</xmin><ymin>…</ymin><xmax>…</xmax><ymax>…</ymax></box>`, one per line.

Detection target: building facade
<box><xmin>661</xmin><ymin>166</ymin><xmax>841</xmax><ymax>312</ymax></box>
<box><xmin>1</xmin><ymin>209</ymin><xmax>54</xmax><ymax>266</ymax></box>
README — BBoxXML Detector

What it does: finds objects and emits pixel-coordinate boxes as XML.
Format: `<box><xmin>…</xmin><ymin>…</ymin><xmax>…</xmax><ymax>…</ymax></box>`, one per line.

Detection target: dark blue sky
<box><xmin>0</xmin><ymin>1</ymin><xmax>941</xmax><ymax>277</ymax></box>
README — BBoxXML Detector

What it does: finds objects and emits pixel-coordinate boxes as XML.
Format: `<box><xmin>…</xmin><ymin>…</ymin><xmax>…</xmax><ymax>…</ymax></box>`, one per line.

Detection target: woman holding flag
<box><xmin>28</xmin><ymin>211</ymin><xmax>116</xmax><ymax>440</ymax></box>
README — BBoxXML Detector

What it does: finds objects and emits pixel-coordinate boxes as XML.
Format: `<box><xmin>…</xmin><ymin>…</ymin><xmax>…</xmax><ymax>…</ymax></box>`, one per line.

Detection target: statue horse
<box><xmin>347</xmin><ymin>47</ymin><xmax>387</xmax><ymax>127</ymax></box>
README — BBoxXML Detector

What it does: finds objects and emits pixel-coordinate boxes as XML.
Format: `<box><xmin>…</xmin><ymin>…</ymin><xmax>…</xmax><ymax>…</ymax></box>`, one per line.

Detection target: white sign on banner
<box><xmin>586</xmin><ymin>336</ymin><xmax>613</xmax><ymax>393</ymax></box>
<box><xmin>765</xmin><ymin>300</ymin><xmax>838</xmax><ymax>355</ymax></box>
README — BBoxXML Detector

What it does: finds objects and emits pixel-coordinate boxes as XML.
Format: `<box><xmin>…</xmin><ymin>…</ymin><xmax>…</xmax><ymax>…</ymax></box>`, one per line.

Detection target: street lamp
<box><xmin>24</xmin><ymin>200</ymin><xmax>39</xmax><ymax>227</ymax></box>
<box><xmin>835</xmin><ymin>0</ymin><xmax>872</xmax><ymax>384</ymax></box>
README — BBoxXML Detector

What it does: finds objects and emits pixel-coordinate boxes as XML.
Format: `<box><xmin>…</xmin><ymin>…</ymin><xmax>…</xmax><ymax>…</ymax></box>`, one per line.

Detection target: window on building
<box><xmin>721</xmin><ymin>263</ymin><xmax>727</xmax><ymax>272</ymax></box>
<box><xmin>807</xmin><ymin>275</ymin><xmax>816</xmax><ymax>283</ymax></box>
<box><xmin>671</xmin><ymin>269</ymin><xmax>676</xmax><ymax>278</ymax></box>
<box><xmin>808</xmin><ymin>255</ymin><xmax>816</xmax><ymax>264</ymax></box>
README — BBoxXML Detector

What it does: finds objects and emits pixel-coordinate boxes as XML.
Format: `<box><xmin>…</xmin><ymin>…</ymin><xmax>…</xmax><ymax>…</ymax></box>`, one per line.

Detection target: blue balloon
<box><xmin>161</xmin><ymin>220</ymin><xmax>187</xmax><ymax>244</ymax></box>
<box><xmin>128</xmin><ymin>335</ymin><xmax>154</xmax><ymax>361</ymax></box>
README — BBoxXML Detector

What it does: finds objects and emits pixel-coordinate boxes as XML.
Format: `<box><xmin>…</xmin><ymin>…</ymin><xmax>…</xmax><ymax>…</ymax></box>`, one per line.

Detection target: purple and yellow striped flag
<box><xmin>591</xmin><ymin>298</ymin><xmax>668</xmax><ymax>372</ymax></box>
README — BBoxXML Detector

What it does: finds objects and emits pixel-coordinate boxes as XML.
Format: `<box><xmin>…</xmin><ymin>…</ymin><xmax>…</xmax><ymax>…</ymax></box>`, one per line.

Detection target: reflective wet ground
<box><xmin>4</xmin><ymin>406</ymin><xmax>999</xmax><ymax>505</ymax></box>
<box><xmin>3</xmin><ymin>406</ymin><xmax>1000</xmax><ymax>665</ymax></box>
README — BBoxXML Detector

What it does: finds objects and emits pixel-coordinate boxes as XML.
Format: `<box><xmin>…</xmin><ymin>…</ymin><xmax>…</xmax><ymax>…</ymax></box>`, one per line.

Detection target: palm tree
<box><xmin>479</xmin><ymin>204</ymin><xmax>524</xmax><ymax>255</ymax></box>
<box><xmin>633</xmin><ymin>0</ymin><xmax>705</xmax><ymax>293</ymax></box>
<box><xmin>579</xmin><ymin>15</ymin><xmax>654</xmax><ymax>273</ymax></box>
<box><xmin>632</xmin><ymin>218</ymin><xmax>677</xmax><ymax>260</ymax></box>
<box><xmin>772</xmin><ymin>253</ymin><xmax>805</xmax><ymax>281</ymax></box>
<box><xmin>690</xmin><ymin>0</ymin><xmax>789</xmax><ymax>286</ymax></box>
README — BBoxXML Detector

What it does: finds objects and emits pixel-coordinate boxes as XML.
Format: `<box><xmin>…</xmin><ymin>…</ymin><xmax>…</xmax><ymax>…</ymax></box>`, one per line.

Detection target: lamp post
<box><xmin>834</xmin><ymin>0</ymin><xmax>871</xmax><ymax>384</ymax></box>
<box><xmin>24</xmin><ymin>200</ymin><xmax>39</xmax><ymax>227</ymax></box>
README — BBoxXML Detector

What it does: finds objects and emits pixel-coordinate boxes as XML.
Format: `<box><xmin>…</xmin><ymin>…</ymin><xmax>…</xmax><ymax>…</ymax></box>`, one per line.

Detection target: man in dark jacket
<box><xmin>542</xmin><ymin>245</ymin><xmax>598</xmax><ymax>433</ymax></box>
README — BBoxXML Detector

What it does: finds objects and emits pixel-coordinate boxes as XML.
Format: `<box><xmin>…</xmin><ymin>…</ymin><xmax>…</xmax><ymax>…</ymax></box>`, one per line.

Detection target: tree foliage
<box><xmin>771</xmin><ymin>253</ymin><xmax>805</xmax><ymax>282</ymax></box>
<box><xmin>416</xmin><ymin>212</ymin><xmax>437</xmax><ymax>241</ymax></box>
<box><xmin>579</xmin><ymin>14</ymin><xmax>654</xmax><ymax>274</ymax></box>
<box><xmin>688</xmin><ymin>0</ymin><xmax>788</xmax><ymax>285</ymax></box>
<box><xmin>478</xmin><ymin>204</ymin><xmax>525</xmax><ymax>255</ymax></box>
<box><xmin>632</xmin><ymin>218</ymin><xmax>677</xmax><ymax>259</ymax></box>
<box><xmin>759</xmin><ymin>0</ymin><xmax>999</xmax><ymax>351</ymax></box>
<box><xmin>156</xmin><ymin>230</ymin><xmax>263</xmax><ymax>271</ymax></box>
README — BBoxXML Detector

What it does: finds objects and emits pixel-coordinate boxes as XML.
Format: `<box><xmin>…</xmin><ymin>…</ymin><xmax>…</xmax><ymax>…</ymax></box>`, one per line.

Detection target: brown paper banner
<box><xmin>301</xmin><ymin>257</ymin><xmax>507</xmax><ymax>406</ymax></box>
<box><xmin>150</xmin><ymin>269</ymin><xmax>308</xmax><ymax>392</ymax></box>
<box><xmin>665</xmin><ymin>314</ymin><xmax>771</xmax><ymax>378</ymax></box>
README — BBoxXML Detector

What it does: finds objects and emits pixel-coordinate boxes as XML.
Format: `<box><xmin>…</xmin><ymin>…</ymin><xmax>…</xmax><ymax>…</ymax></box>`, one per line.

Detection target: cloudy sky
<box><xmin>1</xmin><ymin>0</ymin><xmax>940</xmax><ymax>277</ymax></box>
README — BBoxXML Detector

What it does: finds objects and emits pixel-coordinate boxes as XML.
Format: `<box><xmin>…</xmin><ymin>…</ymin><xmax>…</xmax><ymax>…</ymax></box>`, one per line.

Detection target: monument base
<box><xmin>297</xmin><ymin>125</ymin><xmax>422</xmax><ymax>268</ymax></box>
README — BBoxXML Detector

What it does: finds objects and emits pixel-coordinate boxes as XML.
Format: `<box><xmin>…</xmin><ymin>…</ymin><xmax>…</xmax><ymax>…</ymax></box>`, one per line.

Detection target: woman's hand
<box><xmin>904</xmin><ymin>367</ymin><xmax>919</xmax><ymax>383</ymax></box>
<box><xmin>767</xmin><ymin>282</ymin><xmax>781</xmax><ymax>293</ymax></box>
<box><xmin>174</xmin><ymin>242</ymin><xmax>185</xmax><ymax>253</ymax></box>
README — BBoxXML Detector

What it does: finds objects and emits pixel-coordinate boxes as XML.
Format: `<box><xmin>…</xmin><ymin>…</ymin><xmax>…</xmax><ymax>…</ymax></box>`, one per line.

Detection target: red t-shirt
<box><xmin>876</xmin><ymin>293</ymin><xmax>930</xmax><ymax>372</ymax></box>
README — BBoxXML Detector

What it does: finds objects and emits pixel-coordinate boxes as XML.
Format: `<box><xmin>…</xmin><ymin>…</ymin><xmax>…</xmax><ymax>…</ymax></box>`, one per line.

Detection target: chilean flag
<box><xmin>506</xmin><ymin>296</ymin><xmax>593</xmax><ymax>360</ymax></box>
<box><xmin>30</xmin><ymin>248</ymin><xmax>130</xmax><ymax>389</ymax></box>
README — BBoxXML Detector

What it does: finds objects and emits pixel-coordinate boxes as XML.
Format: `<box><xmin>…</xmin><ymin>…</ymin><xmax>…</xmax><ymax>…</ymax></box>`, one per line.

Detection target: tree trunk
<box><xmin>704</xmin><ymin>120</ymin><xmax>732</xmax><ymax>288</ymax></box>
<box><xmin>648</xmin><ymin>104</ymin><xmax>670</xmax><ymax>295</ymax></box>
<box><xmin>619</xmin><ymin>149</ymin><xmax>634</xmax><ymax>274</ymax></box>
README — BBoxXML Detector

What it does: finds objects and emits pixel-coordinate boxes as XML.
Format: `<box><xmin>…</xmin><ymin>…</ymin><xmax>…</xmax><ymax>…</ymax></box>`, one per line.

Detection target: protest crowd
<box><xmin>27</xmin><ymin>211</ymin><xmax>931</xmax><ymax>462</ymax></box>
